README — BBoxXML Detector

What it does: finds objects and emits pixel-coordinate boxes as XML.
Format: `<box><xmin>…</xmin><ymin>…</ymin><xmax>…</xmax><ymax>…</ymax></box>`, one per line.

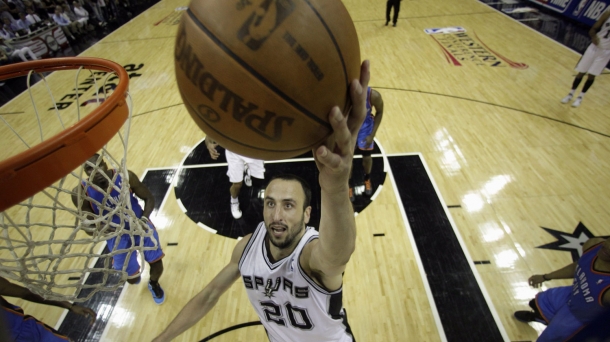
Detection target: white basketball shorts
<box><xmin>575</xmin><ymin>43</ymin><xmax>610</xmax><ymax>76</ymax></box>
<box><xmin>225</xmin><ymin>150</ymin><xmax>265</xmax><ymax>183</ymax></box>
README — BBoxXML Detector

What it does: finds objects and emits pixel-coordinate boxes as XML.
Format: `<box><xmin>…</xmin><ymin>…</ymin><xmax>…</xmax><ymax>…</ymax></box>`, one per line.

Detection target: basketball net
<box><xmin>0</xmin><ymin>59</ymin><xmax>158</xmax><ymax>302</ymax></box>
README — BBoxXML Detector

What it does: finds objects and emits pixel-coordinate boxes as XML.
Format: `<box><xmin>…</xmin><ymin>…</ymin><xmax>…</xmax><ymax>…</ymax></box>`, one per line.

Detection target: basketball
<box><xmin>174</xmin><ymin>0</ymin><xmax>361</xmax><ymax>160</ymax></box>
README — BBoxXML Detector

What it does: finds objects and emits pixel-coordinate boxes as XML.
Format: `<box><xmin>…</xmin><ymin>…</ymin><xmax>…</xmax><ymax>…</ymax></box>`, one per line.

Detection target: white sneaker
<box><xmin>572</xmin><ymin>96</ymin><xmax>582</xmax><ymax>107</ymax></box>
<box><xmin>244</xmin><ymin>165</ymin><xmax>252</xmax><ymax>187</ymax></box>
<box><xmin>561</xmin><ymin>94</ymin><xmax>573</xmax><ymax>104</ymax></box>
<box><xmin>231</xmin><ymin>202</ymin><xmax>242</xmax><ymax>219</ymax></box>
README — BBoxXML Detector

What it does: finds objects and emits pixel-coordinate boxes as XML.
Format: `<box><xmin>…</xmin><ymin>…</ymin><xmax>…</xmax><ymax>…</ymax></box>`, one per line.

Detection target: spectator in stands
<box><xmin>73</xmin><ymin>1</ymin><xmax>95</xmax><ymax>29</ymax></box>
<box><xmin>0</xmin><ymin>36</ymin><xmax>39</xmax><ymax>62</ymax></box>
<box><xmin>14</xmin><ymin>12</ymin><xmax>32</xmax><ymax>33</ymax></box>
<box><xmin>25</xmin><ymin>7</ymin><xmax>44</xmax><ymax>28</ymax></box>
<box><xmin>0</xmin><ymin>22</ymin><xmax>15</xmax><ymax>39</ymax></box>
<box><xmin>51</xmin><ymin>5</ymin><xmax>80</xmax><ymax>40</ymax></box>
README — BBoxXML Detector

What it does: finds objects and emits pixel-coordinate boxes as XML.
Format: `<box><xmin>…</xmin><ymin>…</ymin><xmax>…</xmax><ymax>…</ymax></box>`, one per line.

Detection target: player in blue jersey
<box><xmin>71</xmin><ymin>154</ymin><xmax>166</xmax><ymax>305</ymax></box>
<box><xmin>349</xmin><ymin>87</ymin><xmax>383</xmax><ymax>202</ymax></box>
<box><xmin>514</xmin><ymin>237</ymin><xmax>610</xmax><ymax>341</ymax></box>
<box><xmin>0</xmin><ymin>276</ymin><xmax>96</xmax><ymax>342</ymax></box>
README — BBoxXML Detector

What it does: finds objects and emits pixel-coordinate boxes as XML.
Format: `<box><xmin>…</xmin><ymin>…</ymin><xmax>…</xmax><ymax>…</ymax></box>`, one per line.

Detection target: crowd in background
<box><xmin>0</xmin><ymin>0</ymin><xmax>149</xmax><ymax>65</ymax></box>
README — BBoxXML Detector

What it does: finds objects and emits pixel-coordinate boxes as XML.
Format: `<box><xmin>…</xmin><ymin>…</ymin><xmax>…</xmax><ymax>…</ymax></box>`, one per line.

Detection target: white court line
<box><xmin>386</xmin><ymin>153</ymin><xmax>447</xmax><ymax>342</ymax></box>
<box><xmin>418</xmin><ymin>154</ymin><xmax>510</xmax><ymax>341</ymax></box>
<box><xmin>197</xmin><ymin>222</ymin><xmax>218</xmax><ymax>234</ymax></box>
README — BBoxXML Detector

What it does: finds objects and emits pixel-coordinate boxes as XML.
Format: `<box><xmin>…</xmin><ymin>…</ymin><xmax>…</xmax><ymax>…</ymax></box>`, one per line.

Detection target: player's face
<box><xmin>263</xmin><ymin>179</ymin><xmax>311</xmax><ymax>250</ymax></box>
<box><xmin>84</xmin><ymin>156</ymin><xmax>110</xmax><ymax>188</ymax></box>
<box><xmin>598</xmin><ymin>239</ymin><xmax>610</xmax><ymax>263</ymax></box>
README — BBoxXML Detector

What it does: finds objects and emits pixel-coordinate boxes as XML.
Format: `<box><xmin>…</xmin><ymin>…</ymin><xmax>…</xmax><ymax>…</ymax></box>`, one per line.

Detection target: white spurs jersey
<box><xmin>597</xmin><ymin>13</ymin><xmax>610</xmax><ymax>50</ymax></box>
<box><xmin>238</xmin><ymin>223</ymin><xmax>355</xmax><ymax>342</ymax></box>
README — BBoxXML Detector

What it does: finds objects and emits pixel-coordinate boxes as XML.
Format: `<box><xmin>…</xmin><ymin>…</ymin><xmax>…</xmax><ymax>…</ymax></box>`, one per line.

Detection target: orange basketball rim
<box><xmin>0</xmin><ymin>58</ymin><xmax>129</xmax><ymax>212</ymax></box>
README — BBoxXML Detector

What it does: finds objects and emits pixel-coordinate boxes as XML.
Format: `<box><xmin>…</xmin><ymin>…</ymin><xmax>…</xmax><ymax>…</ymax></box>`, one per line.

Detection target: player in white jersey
<box><xmin>206</xmin><ymin>138</ymin><xmax>265</xmax><ymax>219</ymax></box>
<box><xmin>561</xmin><ymin>9</ymin><xmax>610</xmax><ymax>107</ymax></box>
<box><xmin>152</xmin><ymin>60</ymin><xmax>370</xmax><ymax>342</ymax></box>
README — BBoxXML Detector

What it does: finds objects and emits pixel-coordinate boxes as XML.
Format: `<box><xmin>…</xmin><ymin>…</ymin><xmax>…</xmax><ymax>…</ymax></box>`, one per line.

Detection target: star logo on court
<box><xmin>537</xmin><ymin>222</ymin><xmax>609</xmax><ymax>261</ymax></box>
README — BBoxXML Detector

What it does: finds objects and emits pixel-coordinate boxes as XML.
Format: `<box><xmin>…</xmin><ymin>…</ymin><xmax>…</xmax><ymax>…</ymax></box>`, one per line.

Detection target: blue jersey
<box><xmin>568</xmin><ymin>243</ymin><xmax>610</xmax><ymax>322</ymax></box>
<box><xmin>82</xmin><ymin>170</ymin><xmax>143</xmax><ymax>229</ymax></box>
<box><xmin>357</xmin><ymin>87</ymin><xmax>375</xmax><ymax>150</ymax></box>
<box><xmin>1</xmin><ymin>296</ymin><xmax>69</xmax><ymax>341</ymax></box>
<box><xmin>363</xmin><ymin>87</ymin><xmax>374</xmax><ymax>129</ymax></box>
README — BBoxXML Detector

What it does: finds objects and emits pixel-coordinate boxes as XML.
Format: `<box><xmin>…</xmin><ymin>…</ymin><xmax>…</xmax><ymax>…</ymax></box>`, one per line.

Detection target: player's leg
<box><xmin>572</xmin><ymin>48</ymin><xmax>610</xmax><ymax>107</ymax></box>
<box><xmin>514</xmin><ymin>286</ymin><xmax>571</xmax><ymax>324</ymax></box>
<box><xmin>110</xmin><ymin>234</ymin><xmax>142</xmax><ymax>285</ymax></box>
<box><xmin>385</xmin><ymin>0</ymin><xmax>391</xmax><ymax>25</ymax></box>
<box><xmin>362</xmin><ymin>149</ymin><xmax>374</xmax><ymax>195</ymax></box>
<box><xmin>561</xmin><ymin>72</ymin><xmax>586</xmax><ymax>103</ymax></box>
<box><xmin>226</xmin><ymin>150</ymin><xmax>245</xmax><ymax>219</ymax></box>
<box><xmin>392</xmin><ymin>0</ymin><xmax>400</xmax><ymax>26</ymax></box>
<box><xmin>139</xmin><ymin>219</ymin><xmax>166</xmax><ymax>304</ymax></box>
<box><xmin>563</xmin><ymin>44</ymin><xmax>596</xmax><ymax>104</ymax></box>
<box><xmin>244</xmin><ymin>158</ymin><xmax>265</xmax><ymax>186</ymax></box>
<box><xmin>536</xmin><ymin>303</ymin><xmax>586</xmax><ymax>342</ymax></box>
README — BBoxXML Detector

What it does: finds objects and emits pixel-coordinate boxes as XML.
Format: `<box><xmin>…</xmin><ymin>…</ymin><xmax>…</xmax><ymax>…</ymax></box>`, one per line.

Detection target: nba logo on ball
<box><xmin>174</xmin><ymin>0</ymin><xmax>361</xmax><ymax>160</ymax></box>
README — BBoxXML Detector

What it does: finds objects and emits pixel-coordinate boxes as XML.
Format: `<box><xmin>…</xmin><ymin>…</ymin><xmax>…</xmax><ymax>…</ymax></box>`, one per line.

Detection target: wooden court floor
<box><xmin>1</xmin><ymin>0</ymin><xmax>610</xmax><ymax>341</ymax></box>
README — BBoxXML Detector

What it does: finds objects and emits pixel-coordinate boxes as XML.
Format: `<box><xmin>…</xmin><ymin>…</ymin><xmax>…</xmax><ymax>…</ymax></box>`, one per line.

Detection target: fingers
<box><xmin>346</xmin><ymin>60</ymin><xmax>371</xmax><ymax>135</ymax></box>
<box><xmin>315</xmin><ymin>107</ymin><xmax>346</xmax><ymax>170</ymax></box>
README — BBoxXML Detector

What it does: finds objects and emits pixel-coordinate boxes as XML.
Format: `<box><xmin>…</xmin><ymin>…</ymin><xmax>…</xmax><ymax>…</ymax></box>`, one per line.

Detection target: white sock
<box><xmin>231</xmin><ymin>197</ymin><xmax>239</xmax><ymax>204</ymax></box>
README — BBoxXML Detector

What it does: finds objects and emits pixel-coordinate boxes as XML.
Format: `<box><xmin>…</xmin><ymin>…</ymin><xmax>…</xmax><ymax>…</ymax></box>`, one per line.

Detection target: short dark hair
<box><xmin>268</xmin><ymin>174</ymin><xmax>311</xmax><ymax>210</ymax></box>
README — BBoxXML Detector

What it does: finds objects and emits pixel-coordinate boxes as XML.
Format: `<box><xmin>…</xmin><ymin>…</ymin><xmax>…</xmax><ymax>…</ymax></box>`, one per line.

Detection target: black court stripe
<box><xmin>185</xmin><ymin>9</ymin><xmax>330</xmax><ymax>129</ymax></box>
<box><xmin>389</xmin><ymin>155</ymin><xmax>504</xmax><ymax>341</ymax></box>
<box><xmin>302</xmin><ymin>0</ymin><xmax>350</xmax><ymax>88</ymax></box>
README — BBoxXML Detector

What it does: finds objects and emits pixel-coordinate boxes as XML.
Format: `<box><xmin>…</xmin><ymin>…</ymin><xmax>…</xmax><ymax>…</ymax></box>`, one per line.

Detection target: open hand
<box><xmin>528</xmin><ymin>274</ymin><xmax>546</xmax><ymax>288</ymax></box>
<box><xmin>71</xmin><ymin>304</ymin><xmax>97</xmax><ymax>324</ymax></box>
<box><xmin>314</xmin><ymin>60</ymin><xmax>370</xmax><ymax>193</ymax></box>
<box><xmin>205</xmin><ymin>138</ymin><xmax>220</xmax><ymax>160</ymax></box>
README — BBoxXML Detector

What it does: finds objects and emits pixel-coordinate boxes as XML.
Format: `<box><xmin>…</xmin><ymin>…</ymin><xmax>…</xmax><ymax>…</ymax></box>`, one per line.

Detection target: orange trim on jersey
<box><xmin>583</xmin><ymin>242</ymin><xmax>604</xmax><ymax>254</ymax></box>
<box><xmin>590</xmin><ymin>255</ymin><xmax>610</xmax><ymax>276</ymax></box>
<box><xmin>2</xmin><ymin>305</ymin><xmax>25</xmax><ymax>316</ymax></box>
<box><xmin>148</xmin><ymin>253</ymin><xmax>165</xmax><ymax>264</ymax></box>
<box><xmin>23</xmin><ymin>316</ymin><xmax>70</xmax><ymax>341</ymax></box>
<box><xmin>534</xmin><ymin>294</ymin><xmax>551</xmax><ymax>324</ymax></box>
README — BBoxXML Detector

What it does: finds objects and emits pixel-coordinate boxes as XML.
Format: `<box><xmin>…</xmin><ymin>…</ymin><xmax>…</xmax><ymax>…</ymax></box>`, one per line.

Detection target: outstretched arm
<box><xmin>304</xmin><ymin>60</ymin><xmax>370</xmax><ymax>291</ymax></box>
<box><xmin>0</xmin><ymin>277</ymin><xmax>96</xmax><ymax>322</ymax></box>
<box><xmin>128</xmin><ymin>171</ymin><xmax>155</xmax><ymax>218</ymax></box>
<box><xmin>365</xmin><ymin>88</ymin><xmax>384</xmax><ymax>146</ymax></box>
<box><xmin>152</xmin><ymin>235</ymin><xmax>251</xmax><ymax>342</ymax></box>
<box><xmin>528</xmin><ymin>237</ymin><xmax>605</xmax><ymax>288</ymax></box>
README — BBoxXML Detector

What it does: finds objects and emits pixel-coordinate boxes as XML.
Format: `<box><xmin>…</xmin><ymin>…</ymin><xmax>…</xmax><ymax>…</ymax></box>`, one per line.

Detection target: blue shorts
<box><xmin>536</xmin><ymin>286</ymin><xmax>586</xmax><ymax>341</ymax></box>
<box><xmin>356</xmin><ymin>114</ymin><xmax>375</xmax><ymax>150</ymax></box>
<box><xmin>2</xmin><ymin>305</ymin><xmax>69</xmax><ymax>342</ymax></box>
<box><xmin>106</xmin><ymin>220</ymin><xmax>165</xmax><ymax>276</ymax></box>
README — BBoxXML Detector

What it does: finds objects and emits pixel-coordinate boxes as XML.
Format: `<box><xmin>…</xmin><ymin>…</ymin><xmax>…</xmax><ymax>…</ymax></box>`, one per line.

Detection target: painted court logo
<box><xmin>426</xmin><ymin>27</ymin><xmax>528</xmax><ymax>68</ymax></box>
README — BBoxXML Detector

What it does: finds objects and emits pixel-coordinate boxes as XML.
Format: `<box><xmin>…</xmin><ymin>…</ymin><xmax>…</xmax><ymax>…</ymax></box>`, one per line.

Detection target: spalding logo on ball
<box><xmin>175</xmin><ymin>0</ymin><xmax>361</xmax><ymax>160</ymax></box>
